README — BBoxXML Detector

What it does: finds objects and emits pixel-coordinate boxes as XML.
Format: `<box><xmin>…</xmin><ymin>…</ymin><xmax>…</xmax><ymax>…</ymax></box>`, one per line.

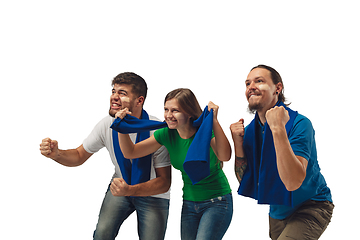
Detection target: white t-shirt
<box><xmin>83</xmin><ymin>115</ymin><xmax>171</xmax><ymax>199</ymax></box>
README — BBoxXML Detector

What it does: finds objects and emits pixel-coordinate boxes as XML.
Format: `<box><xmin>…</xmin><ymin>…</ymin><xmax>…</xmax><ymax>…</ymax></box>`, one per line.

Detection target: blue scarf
<box><xmin>183</xmin><ymin>106</ymin><xmax>213</xmax><ymax>184</ymax></box>
<box><xmin>110</xmin><ymin>106</ymin><xmax>213</xmax><ymax>185</ymax></box>
<box><xmin>238</xmin><ymin>102</ymin><xmax>298</xmax><ymax>207</ymax></box>
<box><xmin>111</xmin><ymin>109</ymin><xmax>156</xmax><ymax>185</ymax></box>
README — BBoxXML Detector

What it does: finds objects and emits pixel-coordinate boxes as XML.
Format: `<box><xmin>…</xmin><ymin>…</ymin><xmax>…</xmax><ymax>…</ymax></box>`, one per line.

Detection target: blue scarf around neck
<box><xmin>111</xmin><ymin>109</ymin><xmax>156</xmax><ymax>185</ymax></box>
<box><xmin>238</xmin><ymin>101</ymin><xmax>298</xmax><ymax>207</ymax></box>
<box><xmin>110</xmin><ymin>106</ymin><xmax>213</xmax><ymax>185</ymax></box>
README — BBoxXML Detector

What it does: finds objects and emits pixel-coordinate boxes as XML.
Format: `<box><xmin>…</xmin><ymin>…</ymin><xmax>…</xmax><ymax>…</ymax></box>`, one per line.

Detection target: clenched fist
<box><xmin>39</xmin><ymin>138</ymin><xmax>59</xmax><ymax>159</ymax></box>
<box><xmin>110</xmin><ymin>178</ymin><xmax>132</xmax><ymax>196</ymax></box>
<box><xmin>265</xmin><ymin>106</ymin><xmax>289</xmax><ymax>131</ymax></box>
<box><xmin>230</xmin><ymin>118</ymin><xmax>245</xmax><ymax>143</ymax></box>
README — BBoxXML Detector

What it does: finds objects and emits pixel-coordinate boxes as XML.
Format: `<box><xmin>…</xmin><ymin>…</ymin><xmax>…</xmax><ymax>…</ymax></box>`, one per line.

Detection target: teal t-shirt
<box><xmin>154</xmin><ymin>127</ymin><xmax>231</xmax><ymax>201</ymax></box>
<box><xmin>265</xmin><ymin>114</ymin><xmax>332</xmax><ymax>219</ymax></box>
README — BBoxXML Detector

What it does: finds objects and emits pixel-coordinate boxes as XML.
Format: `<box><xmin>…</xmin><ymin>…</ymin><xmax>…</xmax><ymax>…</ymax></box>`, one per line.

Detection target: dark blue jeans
<box><xmin>181</xmin><ymin>193</ymin><xmax>233</xmax><ymax>240</ymax></box>
<box><xmin>93</xmin><ymin>188</ymin><xmax>169</xmax><ymax>240</ymax></box>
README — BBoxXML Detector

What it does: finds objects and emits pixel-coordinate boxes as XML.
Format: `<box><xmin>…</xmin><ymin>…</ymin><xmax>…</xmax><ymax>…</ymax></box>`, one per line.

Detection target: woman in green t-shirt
<box><xmin>116</xmin><ymin>88</ymin><xmax>233</xmax><ymax>240</ymax></box>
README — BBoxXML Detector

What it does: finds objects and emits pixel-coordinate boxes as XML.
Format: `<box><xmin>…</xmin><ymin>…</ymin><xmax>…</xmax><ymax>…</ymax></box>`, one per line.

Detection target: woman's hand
<box><xmin>115</xmin><ymin>107</ymin><xmax>132</xmax><ymax>119</ymax></box>
<box><xmin>208</xmin><ymin>101</ymin><xmax>219</xmax><ymax>121</ymax></box>
<box><xmin>208</xmin><ymin>101</ymin><xmax>232</xmax><ymax>161</ymax></box>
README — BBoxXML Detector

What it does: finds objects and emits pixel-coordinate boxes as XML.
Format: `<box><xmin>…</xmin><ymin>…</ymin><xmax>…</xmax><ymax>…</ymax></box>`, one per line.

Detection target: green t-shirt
<box><xmin>154</xmin><ymin>127</ymin><xmax>231</xmax><ymax>201</ymax></box>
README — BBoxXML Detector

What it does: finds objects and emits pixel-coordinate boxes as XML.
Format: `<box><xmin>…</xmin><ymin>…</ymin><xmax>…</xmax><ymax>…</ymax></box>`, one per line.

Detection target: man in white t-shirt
<box><xmin>40</xmin><ymin>72</ymin><xmax>171</xmax><ymax>240</ymax></box>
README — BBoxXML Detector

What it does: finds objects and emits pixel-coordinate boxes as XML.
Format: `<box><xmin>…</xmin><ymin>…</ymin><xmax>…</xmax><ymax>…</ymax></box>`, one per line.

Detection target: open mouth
<box><xmin>248</xmin><ymin>92</ymin><xmax>261</xmax><ymax>99</ymax></box>
<box><xmin>166</xmin><ymin>119</ymin><xmax>178</xmax><ymax>126</ymax></box>
<box><xmin>111</xmin><ymin>103</ymin><xmax>121</xmax><ymax>109</ymax></box>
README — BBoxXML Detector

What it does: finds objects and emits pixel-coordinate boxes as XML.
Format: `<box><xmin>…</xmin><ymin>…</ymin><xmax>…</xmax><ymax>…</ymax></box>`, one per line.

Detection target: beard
<box><xmin>109</xmin><ymin>108</ymin><xmax>116</xmax><ymax>118</ymax></box>
<box><xmin>247</xmin><ymin>102</ymin><xmax>264</xmax><ymax>114</ymax></box>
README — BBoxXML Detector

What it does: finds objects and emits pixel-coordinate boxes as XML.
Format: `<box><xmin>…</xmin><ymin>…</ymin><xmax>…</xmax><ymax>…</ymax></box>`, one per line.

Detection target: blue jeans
<box><xmin>181</xmin><ymin>193</ymin><xmax>233</xmax><ymax>240</ymax></box>
<box><xmin>93</xmin><ymin>188</ymin><xmax>169</xmax><ymax>240</ymax></box>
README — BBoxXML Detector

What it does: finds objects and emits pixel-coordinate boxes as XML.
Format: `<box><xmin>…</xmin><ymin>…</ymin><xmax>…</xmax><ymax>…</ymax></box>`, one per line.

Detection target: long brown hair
<box><xmin>164</xmin><ymin>88</ymin><xmax>203</xmax><ymax>122</ymax></box>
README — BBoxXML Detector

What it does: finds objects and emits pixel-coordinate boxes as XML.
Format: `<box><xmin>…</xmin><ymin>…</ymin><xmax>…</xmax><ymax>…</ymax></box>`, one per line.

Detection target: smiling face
<box><xmin>109</xmin><ymin>84</ymin><xmax>137</xmax><ymax>117</ymax></box>
<box><xmin>164</xmin><ymin>98</ymin><xmax>192</xmax><ymax>130</ymax></box>
<box><xmin>245</xmin><ymin>67</ymin><xmax>282</xmax><ymax>114</ymax></box>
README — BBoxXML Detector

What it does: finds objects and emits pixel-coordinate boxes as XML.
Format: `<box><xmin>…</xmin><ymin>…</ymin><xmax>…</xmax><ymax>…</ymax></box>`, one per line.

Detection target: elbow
<box><xmin>220</xmin><ymin>157</ymin><xmax>231</xmax><ymax>162</ymax></box>
<box><xmin>218</xmin><ymin>150</ymin><xmax>232</xmax><ymax>162</ymax></box>
<box><xmin>121</xmin><ymin>148</ymin><xmax>135</xmax><ymax>159</ymax></box>
<box><xmin>284</xmin><ymin>176</ymin><xmax>305</xmax><ymax>192</ymax></box>
<box><xmin>120</xmin><ymin>147</ymin><xmax>136</xmax><ymax>159</ymax></box>
<box><xmin>165</xmin><ymin>177</ymin><xmax>172</xmax><ymax>192</ymax></box>
<box><xmin>285</xmin><ymin>182</ymin><xmax>302</xmax><ymax>192</ymax></box>
<box><xmin>159</xmin><ymin>179</ymin><xmax>171</xmax><ymax>194</ymax></box>
<box><xmin>164</xmin><ymin>182</ymin><xmax>171</xmax><ymax>193</ymax></box>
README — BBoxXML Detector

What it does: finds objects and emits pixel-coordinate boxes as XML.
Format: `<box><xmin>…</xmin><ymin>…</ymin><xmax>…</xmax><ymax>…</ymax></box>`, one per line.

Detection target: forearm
<box><xmin>235</xmin><ymin>155</ymin><xmax>247</xmax><ymax>183</ymax></box>
<box><xmin>233</xmin><ymin>138</ymin><xmax>245</xmax><ymax>158</ymax></box>
<box><xmin>112</xmin><ymin>166</ymin><xmax>172</xmax><ymax>197</ymax></box>
<box><xmin>128</xmin><ymin>176</ymin><xmax>171</xmax><ymax>196</ymax></box>
<box><xmin>272</xmin><ymin>127</ymin><xmax>307</xmax><ymax>191</ymax></box>
<box><xmin>53</xmin><ymin>147</ymin><xmax>88</xmax><ymax>167</ymax></box>
<box><xmin>212</xmin><ymin>120</ymin><xmax>232</xmax><ymax>161</ymax></box>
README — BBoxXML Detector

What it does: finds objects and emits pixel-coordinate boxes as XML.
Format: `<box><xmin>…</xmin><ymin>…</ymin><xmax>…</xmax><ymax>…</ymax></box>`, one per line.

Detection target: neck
<box><xmin>177</xmin><ymin>124</ymin><xmax>197</xmax><ymax>139</ymax></box>
<box><xmin>257</xmin><ymin>110</ymin><xmax>267</xmax><ymax>125</ymax></box>
<box><xmin>257</xmin><ymin>99</ymin><xmax>280</xmax><ymax>125</ymax></box>
<box><xmin>132</xmin><ymin>107</ymin><xmax>143</xmax><ymax>119</ymax></box>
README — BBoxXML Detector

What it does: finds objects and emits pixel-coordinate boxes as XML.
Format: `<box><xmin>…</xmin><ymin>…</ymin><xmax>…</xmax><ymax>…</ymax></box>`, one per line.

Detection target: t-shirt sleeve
<box><xmin>153</xmin><ymin>127</ymin><xmax>167</xmax><ymax>146</ymax></box>
<box><xmin>152</xmin><ymin>128</ymin><xmax>171</xmax><ymax>168</ymax></box>
<box><xmin>288</xmin><ymin>114</ymin><xmax>315</xmax><ymax>161</ymax></box>
<box><xmin>152</xmin><ymin>145</ymin><xmax>171</xmax><ymax>168</ymax></box>
<box><xmin>82</xmin><ymin>117</ymin><xmax>108</xmax><ymax>154</ymax></box>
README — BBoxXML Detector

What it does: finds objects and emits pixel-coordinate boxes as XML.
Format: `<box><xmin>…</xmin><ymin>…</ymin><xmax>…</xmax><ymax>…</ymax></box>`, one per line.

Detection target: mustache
<box><xmin>247</xmin><ymin>90</ymin><xmax>261</xmax><ymax>98</ymax></box>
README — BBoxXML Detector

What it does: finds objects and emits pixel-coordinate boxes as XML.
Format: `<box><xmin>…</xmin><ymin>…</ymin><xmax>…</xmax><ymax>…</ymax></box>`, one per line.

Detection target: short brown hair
<box><xmin>164</xmin><ymin>88</ymin><xmax>202</xmax><ymax>121</ymax></box>
<box><xmin>112</xmin><ymin>72</ymin><xmax>147</xmax><ymax>100</ymax></box>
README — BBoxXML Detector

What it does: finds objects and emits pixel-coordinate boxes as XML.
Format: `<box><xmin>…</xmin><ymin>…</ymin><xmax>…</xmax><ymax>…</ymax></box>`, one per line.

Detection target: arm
<box><xmin>208</xmin><ymin>101</ymin><xmax>232</xmax><ymax>161</ymax></box>
<box><xmin>115</xmin><ymin>107</ymin><xmax>163</xmax><ymax>159</ymax></box>
<box><xmin>40</xmin><ymin>138</ymin><xmax>93</xmax><ymax>167</ymax></box>
<box><xmin>266</xmin><ymin>106</ymin><xmax>308</xmax><ymax>191</ymax></box>
<box><xmin>230</xmin><ymin>118</ymin><xmax>247</xmax><ymax>183</ymax></box>
<box><xmin>110</xmin><ymin>166</ymin><xmax>171</xmax><ymax>197</ymax></box>
<box><xmin>119</xmin><ymin>134</ymin><xmax>162</xmax><ymax>159</ymax></box>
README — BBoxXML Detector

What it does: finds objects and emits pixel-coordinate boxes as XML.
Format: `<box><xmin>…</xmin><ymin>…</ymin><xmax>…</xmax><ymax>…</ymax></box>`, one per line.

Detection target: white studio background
<box><xmin>1</xmin><ymin>1</ymin><xmax>358</xmax><ymax>239</ymax></box>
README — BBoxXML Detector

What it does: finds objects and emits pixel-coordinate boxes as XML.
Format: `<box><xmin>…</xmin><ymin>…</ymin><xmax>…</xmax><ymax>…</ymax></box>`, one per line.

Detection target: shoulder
<box><xmin>154</xmin><ymin>127</ymin><xmax>177</xmax><ymax>145</ymax></box>
<box><xmin>292</xmin><ymin>114</ymin><xmax>314</xmax><ymax>135</ymax></box>
<box><xmin>94</xmin><ymin>115</ymin><xmax>115</xmax><ymax>128</ymax></box>
<box><xmin>154</xmin><ymin>127</ymin><xmax>170</xmax><ymax>138</ymax></box>
<box><xmin>294</xmin><ymin>114</ymin><xmax>312</xmax><ymax>125</ymax></box>
<box><xmin>83</xmin><ymin>115</ymin><xmax>113</xmax><ymax>153</ymax></box>
<box><xmin>149</xmin><ymin>114</ymin><xmax>161</xmax><ymax>121</ymax></box>
<box><xmin>289</xmin><ymin>114</ymin><xmax>316</xmax><ymax>160</ymax></box>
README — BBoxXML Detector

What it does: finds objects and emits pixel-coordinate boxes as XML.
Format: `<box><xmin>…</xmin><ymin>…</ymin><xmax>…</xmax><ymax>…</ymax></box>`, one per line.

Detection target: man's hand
<box><xmin>230</xmin><ymin>118</ymin><xmax>245</xmax><ymax>143</ymax></box>
<box><xmin>40</xmin><ymin>138</ymin><xmax>59</xmax><ymax>160</ymax></box>
<box><xmin>265</xmin><ymin>106</ymin><xmax>289</xmax><ymax>131</ymax></box>
<box><xmin>110</xmin><ymin>178</ymin><xmax>132</xmax><ymax>196</ymax></box>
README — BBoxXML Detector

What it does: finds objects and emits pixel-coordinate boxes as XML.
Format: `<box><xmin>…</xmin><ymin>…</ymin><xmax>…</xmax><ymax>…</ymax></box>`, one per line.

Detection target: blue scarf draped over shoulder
<box><xmin>110</xmin><ymin>106</ymin><xmax>213</xmax><ymax>185</ymax></box>
<box><xmin>238</xmin><ymin>101</ymin><xmax>298</xmax><ymax>207</ymax></box>
<box><xmin>111</xmin><ymin>109</ymin><xmax>164</xmax><ymax>185</ymax></box>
